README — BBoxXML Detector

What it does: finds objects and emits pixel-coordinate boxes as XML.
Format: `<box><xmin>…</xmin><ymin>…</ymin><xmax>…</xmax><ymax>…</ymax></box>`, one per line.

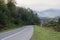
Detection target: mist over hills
<box><xmin>37</xmin><ymin>9</ymin><xmax>60</xmax><ymax>18</ymax></box>
<box><xmin>36</xmin><ymin>9</ymin><xmax>60</xmax><ymax>23</ymax></box>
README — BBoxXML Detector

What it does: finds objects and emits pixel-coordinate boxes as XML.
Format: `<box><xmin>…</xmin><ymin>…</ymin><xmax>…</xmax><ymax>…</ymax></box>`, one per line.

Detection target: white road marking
<box><xmin>1</xmin><ymin>26</ymin><xmax>33</xmax><ymax>40</ymax></box>
<box><xmin>1</xmin><ymin>28</ymin><xmax>26</xmax><ymax>40</ymax></box>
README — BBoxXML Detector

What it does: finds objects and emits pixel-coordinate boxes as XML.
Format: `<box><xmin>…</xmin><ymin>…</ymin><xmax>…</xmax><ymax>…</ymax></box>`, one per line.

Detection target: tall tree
<box><xmin>0</xmin><ymin>0</ymin><xmax>8</xmax><ymax>30</ymax></box>
<box><xmin>7</xmin><ymin>0</ymin><xmax>17</xmax><ymax>18</ymax></box>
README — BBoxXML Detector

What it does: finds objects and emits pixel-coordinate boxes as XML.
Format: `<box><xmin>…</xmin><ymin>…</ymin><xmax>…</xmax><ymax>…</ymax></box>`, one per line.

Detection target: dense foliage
<box><xmin>44</xmin><ymin>18</ymin><xmax>60</xmax><ymax>32</ymax></box>
<box><xmin>0</xmin><ymin>0</ymin><xmax>40</xmax><ymax>31</ymax></box>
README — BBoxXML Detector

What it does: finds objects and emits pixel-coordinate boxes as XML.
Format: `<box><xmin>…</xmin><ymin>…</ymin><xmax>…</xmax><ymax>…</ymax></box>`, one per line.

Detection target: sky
<box><xmin>16</xmin><ymin>0</ymin><xmax>60</xmax><ymax>18</ymax></box>
<box><xmin>16</xmin><ymin>0</ymin><xmax>60</xmax><ymax>11</ymax></box>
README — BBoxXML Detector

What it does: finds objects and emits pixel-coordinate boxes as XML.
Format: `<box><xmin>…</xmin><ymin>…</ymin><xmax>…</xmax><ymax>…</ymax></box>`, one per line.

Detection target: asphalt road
<box><xmin>0</xmin><ymin>25</ymin><xmax>34</xmax><ymax>40</ymax></box>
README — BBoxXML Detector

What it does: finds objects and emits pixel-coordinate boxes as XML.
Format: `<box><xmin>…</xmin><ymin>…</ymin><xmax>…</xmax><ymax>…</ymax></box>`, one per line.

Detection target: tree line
<box><xmin>0</xmin><ymin>0</ymin><xmax>40</xmax><ymax>31</ymax></box>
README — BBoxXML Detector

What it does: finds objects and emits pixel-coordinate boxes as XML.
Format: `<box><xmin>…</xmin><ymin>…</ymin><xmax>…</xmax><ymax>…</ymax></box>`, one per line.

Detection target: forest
<box><xmin>0</xmin><ymin>0</ymin><xmax>40</xmax><ymax>32</ymax></box>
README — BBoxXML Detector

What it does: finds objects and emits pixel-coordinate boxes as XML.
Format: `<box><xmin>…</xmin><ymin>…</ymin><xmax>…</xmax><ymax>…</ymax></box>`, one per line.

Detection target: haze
<box><xmin>16</xmin><ymin>0</ymin><xmax>60</xmax><ymax>18</ymax></box>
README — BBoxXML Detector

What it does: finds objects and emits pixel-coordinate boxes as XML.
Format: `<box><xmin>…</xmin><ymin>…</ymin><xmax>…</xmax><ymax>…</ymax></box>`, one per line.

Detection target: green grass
<box><xmin>0</xmin><ymin>26</ymin><xmax>21</xmax><ymax>33</ymax></box>
<box><xmin>0</xmin><ymin>24</ymin><xmax>23</xmax><ymax>33</ymax></box>
<box><xmin>31</xmin><ymin>26</ymin><xmax>60</xmax><ymax>40</ymax></box>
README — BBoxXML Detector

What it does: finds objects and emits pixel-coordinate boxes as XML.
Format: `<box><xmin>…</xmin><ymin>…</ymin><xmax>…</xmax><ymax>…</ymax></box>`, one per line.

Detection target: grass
<box><xmin>31</xmin><ymin>26</ymin><xmax>60</xmax><ymax>40</ymax></box>
<box><xmin>0</xmin><ymin>24</ymin><xmax>23</xmax><ymax>33</ymax></box>
<box><xmin>0</xmin><ymin>26</ymin><xmax>21</xmax><ymax>33</ymax></box>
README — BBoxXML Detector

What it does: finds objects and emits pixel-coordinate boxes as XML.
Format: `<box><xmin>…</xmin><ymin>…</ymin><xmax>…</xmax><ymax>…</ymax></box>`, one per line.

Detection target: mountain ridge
<box><xmin>37</xmin><ymin>9</ymin><xmax>60</xmax><ymax>18</ymax></box>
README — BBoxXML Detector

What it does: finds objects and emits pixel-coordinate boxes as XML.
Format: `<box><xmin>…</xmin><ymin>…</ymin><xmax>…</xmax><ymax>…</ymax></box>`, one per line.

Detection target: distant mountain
<box><xmin>37</xmin><ymin>9</ymin><xmax>60</xmax><ymax>18</ymax></box>
<box><xmin>40</xmin><ymin>17</ymin><xmax>54</xmax><ymax>23</ymax></box>
<box><xmin>36</xmin><ymin>9</ymin><xmax>60</xmax><ymax>24</ymax></box>
<box><xmin>55</xmin><ymin>16</ymin><xmax>60</xmax><ymax>19</ymax></box>
<box><xmin>40</xmin><ymin>16</ymin><xmax>59</xmax><ymax>24</ymax></box>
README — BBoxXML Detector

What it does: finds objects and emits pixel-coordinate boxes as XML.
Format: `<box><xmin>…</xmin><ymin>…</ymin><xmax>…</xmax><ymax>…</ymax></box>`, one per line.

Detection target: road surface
<box><xmin>0</xmin><ymin>25</ymin><xmax>34</xmax><ymax>40</ymax></box>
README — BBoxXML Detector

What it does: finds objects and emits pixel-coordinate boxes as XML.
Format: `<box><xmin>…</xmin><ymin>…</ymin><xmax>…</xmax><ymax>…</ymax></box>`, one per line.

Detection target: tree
<box><xmin>17</xmin><ymin>7</ymin><xmax>40</xmax><ymax>25</ymax></box>
<box><xmin>0</xmin><ymin>0</ymin><xmax>8</xmax><ymax>30</ymax></box>
<box><xmin>7</xmin><ymin>0</ymin><xmax>17</xmax><ymax>18</ymax></box>
<box><xmin>58</xmin><ymin>18</ymin><xmax>60</xmax><ymax>24</ymax></box>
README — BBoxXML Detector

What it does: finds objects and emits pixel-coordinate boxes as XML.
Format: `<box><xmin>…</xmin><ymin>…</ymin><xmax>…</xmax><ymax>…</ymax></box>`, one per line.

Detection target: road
<box><xmin>0</xmin><ymin>25</ymin><xmax>34</xmax><ymax>40</ymax></box>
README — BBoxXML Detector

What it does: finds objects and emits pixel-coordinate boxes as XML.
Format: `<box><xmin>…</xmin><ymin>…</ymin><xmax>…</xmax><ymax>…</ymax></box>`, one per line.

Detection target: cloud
<box><xmin>16</xmin><ymin>0</ymin><xmax>60</xmax><ymax>17</ymax></box>
<box><xmin>16</xmin><ymin>0</ymin><xmax>60</xmax><ymax>11</ymax></box>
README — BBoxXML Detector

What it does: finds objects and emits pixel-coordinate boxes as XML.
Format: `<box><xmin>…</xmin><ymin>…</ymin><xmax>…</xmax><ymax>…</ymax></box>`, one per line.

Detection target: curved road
<box><xmin>0</xmin><ymin>25</ymin><xmax>34</xmax><ymax>40</ymax></box>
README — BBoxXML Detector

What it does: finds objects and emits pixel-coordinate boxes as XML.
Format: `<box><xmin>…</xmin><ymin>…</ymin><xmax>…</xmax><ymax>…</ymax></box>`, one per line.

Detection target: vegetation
<box><xmin>44</xmin><ymin>18</ymin><xmax>60</xmax><ymax>32</ymax></box>
<box><xmin>0</xmin><ymin>0</ymin><xmax>40</xmax><ymax>32</ymax></box>
<box><xmin>31</xmin><ymin>26</ymin><xmax>60</xmax><ymax>40</ymax></box>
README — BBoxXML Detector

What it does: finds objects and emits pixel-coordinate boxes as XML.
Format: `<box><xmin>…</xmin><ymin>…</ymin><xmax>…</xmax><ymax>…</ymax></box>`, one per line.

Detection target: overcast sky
<box><xmin>16</xmin><ymin>0</ymin><xmax>60</xmax><ymax>11</ymax></box>
<box><xmin>16</xmin><ymin>0</ymin><xmax>60</xmax><ymax>18</ymax></box>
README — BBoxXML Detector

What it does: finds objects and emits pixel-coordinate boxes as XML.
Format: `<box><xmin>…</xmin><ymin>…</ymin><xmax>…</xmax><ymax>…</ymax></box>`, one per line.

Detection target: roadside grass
<box><xmin>31</xmin><ymin>26</ymin><xmax>60</xmax><ymax>40</ymax></box>
<box><xmin>0</xmin><ymin>26</ymin><xmax>21</xmax><ymax>33</ymax></box>
<box><xmin>0</xmin><ymin>24</ymin><xmax>23</xmax><ymax>33</ymax></box>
